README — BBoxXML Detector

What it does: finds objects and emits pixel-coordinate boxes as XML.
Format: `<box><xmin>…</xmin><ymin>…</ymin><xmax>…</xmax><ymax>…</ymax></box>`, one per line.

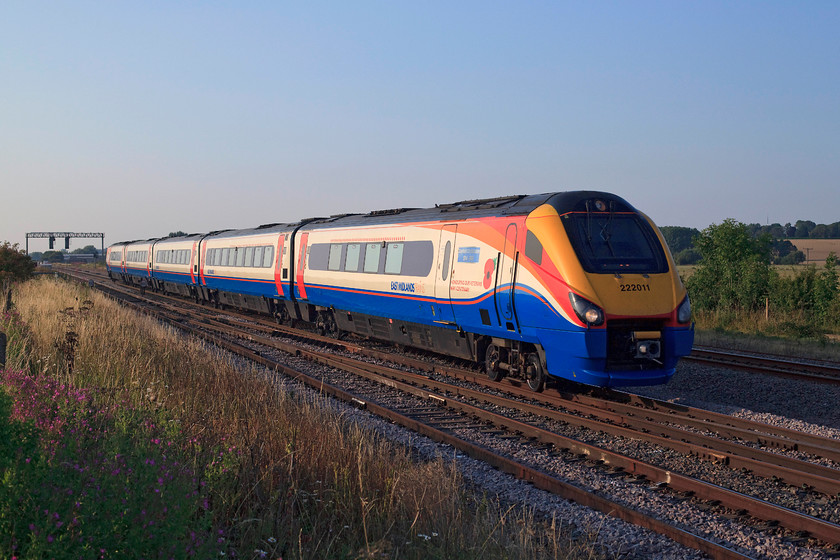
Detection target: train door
<box><xmin>274</xmin><ymin>234</ymin><xmax>287</xmax><ymax>297</ymax></box>
<box><xmin>295</xmin><ymin>232</ymin><xmax>310</xmax><ymax>300</ymax></box>
<box><xmin>434</xmin><ymin>225</ymin><xmax>458</xmax><ymax>324</ymax></box>
<box><xmin>190</xmin><ymin>242</ymin><xmax>198</xmax><ymax>284</ymax></box>
<box><xmin>495</xmin><ymin>223</ymin><xmax>518</xmax><ymax>332</ymax></box>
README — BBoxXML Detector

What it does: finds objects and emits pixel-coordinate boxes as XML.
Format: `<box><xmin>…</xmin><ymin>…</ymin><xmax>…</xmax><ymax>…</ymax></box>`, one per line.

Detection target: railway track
<box><xmin>687</xmin><ymin>347</ymin><xmax>840</xmax><ymax>385</ymax></box>
<box><xmin>60</xmin><ymin>267</ymin><xmax>840</xmax><ymax>559</ymax></box>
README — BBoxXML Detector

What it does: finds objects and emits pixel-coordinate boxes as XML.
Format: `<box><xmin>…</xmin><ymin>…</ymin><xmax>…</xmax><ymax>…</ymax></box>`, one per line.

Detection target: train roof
<box><xmin>151</xmin><ymin>233</ymin><xmax>207</xmax><ymax>245</ymax></box>
<box><xmin>105</xmin><ymin>191</ymin><xmax>638</xmax><ymax>246</ymax></box>
<box><xmin>297</xmin><ymin>191</ymin><xmax>636</xmax><ymax>230</ymax></box>
<box><xmin>203</xmin><ymin>222</ymin><xmax>296</xmax><ymax>240</ymax></box>
<box><xmin>295</xmin><ymin>193</ymin><xmax>548</xmax><ymax>231</ymax></box>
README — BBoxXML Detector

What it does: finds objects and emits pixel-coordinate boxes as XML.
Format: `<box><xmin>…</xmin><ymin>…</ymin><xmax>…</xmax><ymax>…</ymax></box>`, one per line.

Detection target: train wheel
<box><xmin>485</xmin><ymin>344</ymin><xmax>503</xmax><ymax>382</ymax></box>
<box><xmin>524</xmin><ymin>353</ymin><xmax>545</xmax><ymax>392</ymax></box>
<box><xmin>318</xmin><ymin>311</ymin><xmax>341</xmax><ymax>339</ymax></box>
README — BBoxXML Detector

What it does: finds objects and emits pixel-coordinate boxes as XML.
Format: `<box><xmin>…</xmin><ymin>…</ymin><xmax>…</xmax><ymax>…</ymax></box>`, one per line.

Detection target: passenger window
<box><xmin>328</xmin><ymin>244</ymin><xmax>342</xmax><ymax>271</ymax></box>
<box><xmin>263</xmin><ymin>246</ymin><xmax>274</xmax><ymax>268</ymax></box>
<box><xmin>442</xmin><ymin>241</ymin><xmax>451</xmax><ymax>281</ymax></box>
<box><xmin>384</xmin><ymin>243</ymin><xmax>404</xmax><ymax>274</ymax></box>
<box><xmin>236</xmin><ymin>248</ymin><xmax>245</xmax><ymax>267</ymax></box>
<box><xmin>345</xmin><ymin>243</ymin><xmax>361</xmax><ymax>272</ymax></box>
<box><xmin>245</xmin><ymin>247</ymin><xmax>254</xmax><ymax>267</ymax></box>
<box><xmin>364</xmin><ymin>243</ymin><xmax>381</xmax><ymax>273</ymax></box>
<box><xmin>254</xmin><ymin>247</ymin><xmax>264</xmax><ymax>268</ymax></box>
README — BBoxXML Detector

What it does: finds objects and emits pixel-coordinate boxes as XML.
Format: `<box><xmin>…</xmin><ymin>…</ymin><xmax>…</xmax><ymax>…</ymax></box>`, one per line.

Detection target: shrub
<box><xmin>0</xmin><ymin>370</ymin><xmax>223</xmax><ymax>559</ymax></box>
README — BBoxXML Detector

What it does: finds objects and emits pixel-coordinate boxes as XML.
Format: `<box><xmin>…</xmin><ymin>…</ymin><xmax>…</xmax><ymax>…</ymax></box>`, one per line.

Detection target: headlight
<box><xmin>677</xmin><ymin>295</ymin><xmax>691</xmax><ymax>324</ymax></box>
<box><xmin>569</xmin><ymin>292</ymin><xmax>604</xmax><ymax>327</ymax></box>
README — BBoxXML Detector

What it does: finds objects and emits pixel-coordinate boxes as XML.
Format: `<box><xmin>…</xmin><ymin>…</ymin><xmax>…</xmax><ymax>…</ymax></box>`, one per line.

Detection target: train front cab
<box><xmin>523</xmin><ymin>193</ymin><xmax>694</xmax><ymax>387</ymax></box>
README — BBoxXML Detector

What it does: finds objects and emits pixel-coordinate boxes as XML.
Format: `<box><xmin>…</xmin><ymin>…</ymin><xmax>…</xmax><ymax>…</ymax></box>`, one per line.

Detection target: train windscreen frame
<box><xmin>561</xmin><ymin>212</ymin><xmax>669</xmax><ymax>274</ymax></box>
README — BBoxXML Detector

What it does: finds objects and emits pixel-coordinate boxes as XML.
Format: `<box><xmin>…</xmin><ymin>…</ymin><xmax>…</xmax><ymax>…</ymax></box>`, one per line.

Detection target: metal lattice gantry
<box><xmin>25</xmin><ymin>232</ymin><xmax>105</xmax><ymax>255</ymax></box>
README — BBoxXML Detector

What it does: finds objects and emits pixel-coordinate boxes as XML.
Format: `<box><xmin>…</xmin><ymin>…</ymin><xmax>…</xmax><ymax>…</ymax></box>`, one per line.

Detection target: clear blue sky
<box><xmin>2</xmin><ymin>1</ymin><xmax>838</xmax><ymax>251</ymax></box>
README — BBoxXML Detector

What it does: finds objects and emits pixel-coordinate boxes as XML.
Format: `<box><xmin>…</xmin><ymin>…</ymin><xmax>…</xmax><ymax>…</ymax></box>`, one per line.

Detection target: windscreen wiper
<box><xmin>599</xmin><ymin>201</ymin><xmax>616</xmax><ymax>256</ymax></box>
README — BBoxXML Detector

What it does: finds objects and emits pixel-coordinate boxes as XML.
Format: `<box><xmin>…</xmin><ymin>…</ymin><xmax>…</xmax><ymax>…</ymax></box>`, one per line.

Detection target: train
<box><xmin>106</xmin><ymin>192</ymin><xmax>694</xmax><ymax>390</ymax></box>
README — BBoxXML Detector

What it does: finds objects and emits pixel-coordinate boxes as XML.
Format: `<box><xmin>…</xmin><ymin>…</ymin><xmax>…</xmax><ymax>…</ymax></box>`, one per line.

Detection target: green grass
<box><xmin>0</xmin><ymin>374</ymin><xmax>222</xmax><ymax>559</ymax></box>
<box><xmin>1</xmin><ymin>276</ymin><xmax>607</xmax><ymax>560</ymax></box>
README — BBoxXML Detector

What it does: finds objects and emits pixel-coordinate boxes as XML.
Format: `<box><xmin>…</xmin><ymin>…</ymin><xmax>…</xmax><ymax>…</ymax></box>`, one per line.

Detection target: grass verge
<box><xmin>1</xmin><ymin>276</ymin><xmax>606</xmax><ymax>560</ymax></box>
<box><xmin>693</xmin><ymin>309</ymin><xmax>840</xmax><ymax>362</ymax></box>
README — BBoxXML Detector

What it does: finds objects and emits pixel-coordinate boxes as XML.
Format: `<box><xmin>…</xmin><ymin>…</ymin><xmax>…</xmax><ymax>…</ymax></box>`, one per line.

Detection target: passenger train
<box><xmin>106</xmin><ymin>192</ymin><xmax>694</xmax><ymax>390</ymax></box>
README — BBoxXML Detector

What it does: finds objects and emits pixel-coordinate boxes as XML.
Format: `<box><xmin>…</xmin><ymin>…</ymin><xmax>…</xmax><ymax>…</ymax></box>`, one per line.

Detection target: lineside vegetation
<box><xmin>1</xmin><ymin>276</ymin><xmax>606</xmax><ymax>560</ymax></box>
<box><xmin>679</xmin><ymin>219</ymin><xmax>840</xmax><ymax>354</ymax></box>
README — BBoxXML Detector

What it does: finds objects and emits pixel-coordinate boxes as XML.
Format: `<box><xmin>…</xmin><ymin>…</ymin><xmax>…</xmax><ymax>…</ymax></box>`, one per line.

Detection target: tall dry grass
<box><xmin>4</xmin><ymin>276</ymin><xmax>607</xmax><ymax>560</ymax></box>
<box><xmin>693</xmin><ymin>308</ymin><xmax>840</xmax><ymax>361</ymax></box>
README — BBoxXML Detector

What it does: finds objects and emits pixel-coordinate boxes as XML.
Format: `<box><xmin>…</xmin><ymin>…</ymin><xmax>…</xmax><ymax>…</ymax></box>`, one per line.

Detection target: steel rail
<box><xmin>61</xmin><ymin>270</ymin><xmax>758</xmax><ymax>559</ymax></box>
<box><xmin>70</xmin><ymin>269</ymin><xmax>840</xmax><ymax>490</ymax></box>
<box><xmin>687</xmin><ymin>348</ymin><xmax>840</xmax><ymax>385</ymax></box>
<box><xmin>162</xmin><ymin>315</ymin><xmax>840</xmax><ymax>546</ymax></box>
<box><xmin>64</xmin><ymin>270</ymin><xmax>840</xmax><ymax>547</ymax></box>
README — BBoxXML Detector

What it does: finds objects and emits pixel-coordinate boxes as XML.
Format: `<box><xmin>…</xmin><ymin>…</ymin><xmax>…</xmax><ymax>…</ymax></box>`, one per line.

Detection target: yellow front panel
<box><xmin>525</xmin><ymin>204</ymin><xmax>686</xmax><ymax>319</ymax></box>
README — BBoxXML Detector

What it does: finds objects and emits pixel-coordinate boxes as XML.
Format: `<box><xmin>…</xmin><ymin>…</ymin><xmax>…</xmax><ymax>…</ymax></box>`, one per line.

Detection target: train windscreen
<box><xmin>561</xmin><ymin>212</ymin><xmax>669</xmax><ymax>274</ymax></box>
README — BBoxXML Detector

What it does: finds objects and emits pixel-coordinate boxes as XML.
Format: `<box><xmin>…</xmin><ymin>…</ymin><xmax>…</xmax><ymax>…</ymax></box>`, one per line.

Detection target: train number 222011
<box><xmin>620</xmin><ymin>284</ymin><xmax>651</xmax><ymax>292</ymax></box>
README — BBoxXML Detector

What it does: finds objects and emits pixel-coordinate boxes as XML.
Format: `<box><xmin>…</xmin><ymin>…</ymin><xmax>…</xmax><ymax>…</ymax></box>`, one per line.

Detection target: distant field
<box><xmin>788</xmin><ymin>238</ymin><xmax>840</xmax><ymax>264</ymax></box>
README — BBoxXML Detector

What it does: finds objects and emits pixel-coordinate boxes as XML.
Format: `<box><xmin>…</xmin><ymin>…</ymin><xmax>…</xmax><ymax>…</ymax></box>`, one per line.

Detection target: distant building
<box><xmin>65</xmin><ymin>254</ymin><xmax>97</xmax><ymax>263</ymax></box>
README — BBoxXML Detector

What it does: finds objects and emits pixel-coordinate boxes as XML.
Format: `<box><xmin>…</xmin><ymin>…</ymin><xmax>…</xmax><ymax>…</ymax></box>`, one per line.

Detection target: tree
<box><xmin>686</xmin><ymin>219</ymin><xmax>774</xmax><ymax>312</ymax></box>
<box><xmin>794</xmin><ymin>220</ymin><xmax>816</xmax><ymax>238</ymax></box>
<box><xmin>71</xmin><ymin>245</ymin><xmax>98</xmax><ymax>254</ymax></box>
<box><xmin>168</xmin><ymin>231</ymin><xmax>187</xmax><ymax>238</ymax></box>
<box><xmin>784</xmin><ymin>223</ymin><xmax>796</xmax><ymax>238</ymax></box>
<box><xmin>810</xmin><ymin>224</ymin><xmax>830</xmax><ymax>239</ymax></box>
<box><xmin>674</xmin><ymin>248</ymin><xmax>701</xmax><ymax>265</ymax></box>
<box><xmin>659</xmin><ymin>226</ymin><xmax>699</xmax><ymax>254</ymax></box>
<box><xmin>771</xmin><ymin>239</ymin><xmax>799</xmax><ymax>264</ymax></box>
<box><xmin>0</xmin><ymin>242</ymin><xmax>36</xmax><ymax>288</ymax></box>
<box><xmin>813</xmin><ymin>253</ymin><xmax>839</xmax><ymax>321</ymax></box>
<box><xmin>778</xmin><ymin>251</ymin><xmax>806</xmax><ymax>265</ymax></box>
<box><xmin>771</xmin><ymin>252</ymin><xmax>839</xmax><ymax>325</ymax></box>
<box><xmin>42</xmin><ymin>251</ymin><xmax>66</xmax><ymax>263</ymax></box>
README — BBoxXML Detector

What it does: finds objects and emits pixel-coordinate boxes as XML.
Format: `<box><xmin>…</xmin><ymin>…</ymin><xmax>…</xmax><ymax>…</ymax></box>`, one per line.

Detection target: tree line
<box><xmin>661</xmin><ymin>219</ymin><xmax>840</xmax><ymax>266</ymax></box>
<box><xmin>673</xmin><ymin>219</ymin><xmax>840</xmax><ymax>336</ymax></box>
